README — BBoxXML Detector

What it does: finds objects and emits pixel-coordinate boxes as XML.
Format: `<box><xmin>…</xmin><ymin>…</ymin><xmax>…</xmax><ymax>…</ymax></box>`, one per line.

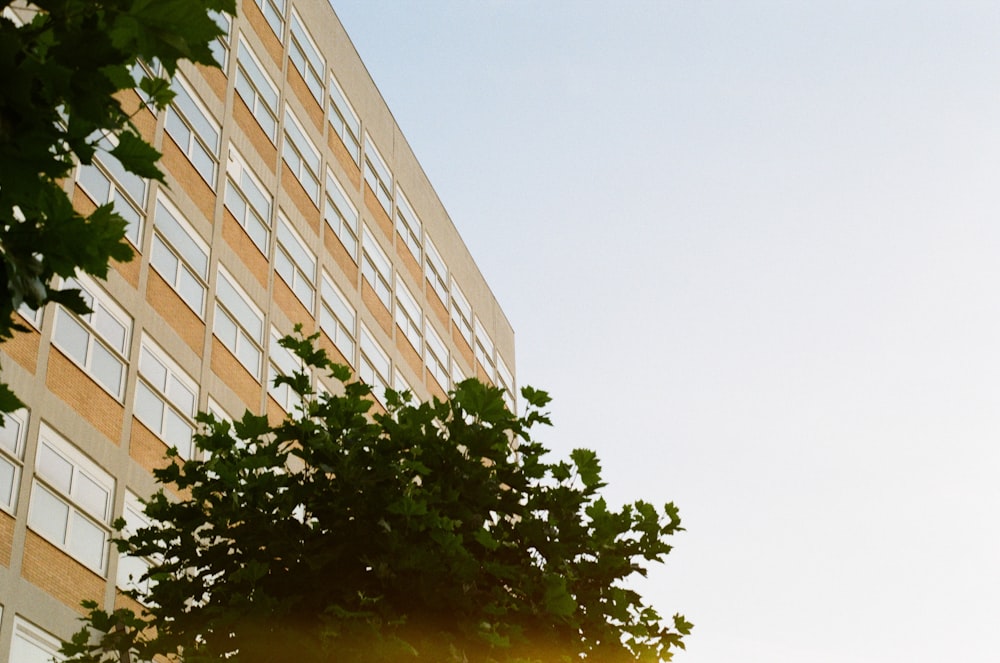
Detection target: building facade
<box><xmin>0</xmin><ymin>1</ymin><xmax>515</xmax><ymax>659</ymax></box>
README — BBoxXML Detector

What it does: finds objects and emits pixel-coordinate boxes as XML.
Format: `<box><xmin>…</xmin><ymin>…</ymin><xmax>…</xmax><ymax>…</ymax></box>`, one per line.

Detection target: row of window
<box><xmin>74</xmin><ymin>5</ymin><xmax>514</xmax><ymax>405</ymax></box>
<box><xmin>235</xmin><ymin>0</ymin><xmax>505</xmax><ymax>390</ymax></box>
<box><xmin>0</xmin><ymin>408</ymin><xmax>159</xmax><ymax>597</ymax></box>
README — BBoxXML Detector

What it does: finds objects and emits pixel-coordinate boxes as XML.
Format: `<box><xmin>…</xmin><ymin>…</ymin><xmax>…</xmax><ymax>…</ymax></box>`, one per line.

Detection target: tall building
<box><xmin>0</xmin><ymin>1</ymin><xmax>516</xmax><ymax>659</ymax></box>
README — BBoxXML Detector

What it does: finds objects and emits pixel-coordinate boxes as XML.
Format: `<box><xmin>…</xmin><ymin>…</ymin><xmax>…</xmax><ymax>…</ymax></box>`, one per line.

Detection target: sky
<box><xmin>331</xmin><ymin>3</ymin><xmax>1000</xmax><ymax>661</ymax></box>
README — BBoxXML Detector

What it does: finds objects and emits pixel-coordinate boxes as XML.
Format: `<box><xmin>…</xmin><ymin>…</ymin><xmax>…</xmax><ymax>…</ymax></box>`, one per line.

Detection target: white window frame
<box><xmin>165</xmin><ymin>75</ymin><xmax>220</xmax><ymax>187</ymax></box>
<box><xmin>52</xmin><ymin>276</ymin><xmax>132</xmax><ymax>400</ymax></box>
<box><xmin>450</xmin><ymin>280</ymin><xmax>473</xmax><ymax>346</ymax></box>
<box><xmin>424</xmin><ymin>235</ymin><xmax>449</xmax><ymax>305</ymax></box>
<box><xmin>324</xmin><ymin>168</ymin><xmax>359</xmax><ymax>258</ymax></box>
<box><xmin>497</xmin><ymin>355</ymin><xmax>515</xmax><ymax>411</ymax></box>
<box><xmin>225</xmin><ymin>146</ymin><xmax>273</xmax><ymax>254</ymax></box>
<box><xmin>28</xmin><ymin>424</ymin><xmax>114</xmax><ymax>574</ymax></box>
<box><xmin>363</xmin><ymin>133</ymin><xmax>393</xmax><ymax>215</ymax></box>
<box><xmin>234</xmin><ymin>35</ymin><xmax>279</xmax><ymax>141</ymax></box>
<box><xmin>361</xmin><ymin>226</ymin><xmax>392</xmax><ymax>310</ymax></box>
<box><xmin>76</xmin><ymin>133</ymin><xmax>148</xmax><ymax>246</ymax></box>
<box><xmin>274</xmin><ymin>213</ymin><xmax>316</xmax><ymax>310</ymax></box>
<box><xmin>394</xmin><ymin>278</ymin><xmax>422</xmax><ymax>352</ymax></box>
<box><xmin>117</xmin><ymin>491</ymin><xmax>155</xmax><ymax>597</ymax></box>
<box><xmin>209</xmin><ymin>11</ymin><xmax>232</xmax><ymax>69</ymax></box>
<box><xmin>319</xmin><ymin>271</ymin><xmax>356</xmax><ymax>366</ymax></box>
<box><xmin>214</xmin><ymin>268</ymin><xmax>265</xmax><ymax>379</ymax></box>
<box><xmin>393</xmin><ymin>368</ymin><xmax>412</xmax><ymax>397</ymax></box>
<box><xmin>359</xmin><ymin>325</ymin><xmax>390</xmax><ymax>405</ymax></box>
<box><xmin>424</xmin><ymin>322</ymin><xmax>450</xmax><ymax>390</ymax></box>
<box><xmin>328</xmin><ymin>73</ymin><xmax>361</xmax><ymax>164</ymax></box>
<box><xmin>474</xmin><ymin>316</ymin><xmax>497</xmax><ymax>381</ymax></box>
<box><xmin>288</xmin><ymin>10</ymin><xmax>325</xmax><ymax>104</ymax></box>
<box><xmin>11</xmin><ymin>617</ymin><xmax>63</xmax><ymax>663</ymax></box>
<box><xmin>151</xmin><ymin>195</ymin><xmax>210</xmax><ymax>316</ymax></box>
<box><xmin>268</xmin><ymin>327</ymin><xmax>304</xmax><ymax>413</ymax></box>
<box><xmin>282</xmin><ymin>108</ymin><xmax>321</xmax><ymax>205</ymax></box>
<box><xmin>255</xmin><ymin>0</ymin><xmax>285</xmax><ymax>40</ymax></box>
<box><xmin>395</xmin><ymin>187</ymin><xmax>422</xmax><ymax>260</ymax></box>
<box><xmin>0</xmin><ymin>409</ymin><xmax>28</xmax><ymax>514</ymax></box>
<box><xmin>133</xmin><ymin>335</ymin><xmax>199</xmax><ymax>459</ymax></box>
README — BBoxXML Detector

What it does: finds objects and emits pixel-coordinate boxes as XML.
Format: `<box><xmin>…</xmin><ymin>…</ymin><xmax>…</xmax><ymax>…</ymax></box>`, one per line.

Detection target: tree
<box><xmin>0</xmin><ymin>0</ymin><xmax>233</xmax><ymax>410</ymax></box>
<box><xmin>61</xmin><ymin>332</ymin><xmax>693</xmax><ymax>663</ymax></box>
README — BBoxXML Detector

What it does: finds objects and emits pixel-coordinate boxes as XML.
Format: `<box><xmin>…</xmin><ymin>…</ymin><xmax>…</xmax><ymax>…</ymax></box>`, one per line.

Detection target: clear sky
<box><xmin>331</xmin><ymin>2</ymin><xmax>1000</xmax><ymax>661</ymax></box>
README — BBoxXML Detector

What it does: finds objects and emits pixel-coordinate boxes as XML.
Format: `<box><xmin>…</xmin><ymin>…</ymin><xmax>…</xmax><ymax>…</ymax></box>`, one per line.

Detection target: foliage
<box><xmin>0</xmin><ymin>0</ymin><xmax>233</xmax><ymax>410</ymax></box>
<box><xmin>61</xmin><ymin>332</ymin><xmax>692</xmax><ymax>663</ymax></box>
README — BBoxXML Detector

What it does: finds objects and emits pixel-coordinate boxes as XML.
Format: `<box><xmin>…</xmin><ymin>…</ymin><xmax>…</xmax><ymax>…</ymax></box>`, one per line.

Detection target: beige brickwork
<box><xmin>328</xmin><ymin>133</ymin><xmax>362</xmax><ymax>190</ymax></box>
<box><xmin>145</xmin><ymin>270</ymin><xmax>206</xmax><ymax>356</ymax></box>
<box><xmin>45</xmin><ymin>349</ymin><xmax>124</xmax><ymax>444</ymax></box>
<box><xmin>0</xmin><ymin>510</ymin><xmax>14</xmax><ymax>567</ymax></box>
<box><xmin>22</xmin><ymin>531</ymin><xmax>105</xmax><ymax>615</ymax></box>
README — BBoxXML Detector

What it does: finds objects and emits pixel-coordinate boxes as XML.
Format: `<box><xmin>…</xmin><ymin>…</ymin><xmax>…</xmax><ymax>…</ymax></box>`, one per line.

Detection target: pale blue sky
<box><xmin>332</xmin><ymin>2</ymin><xmax>1000</xmax><ymax>661</ymax></box>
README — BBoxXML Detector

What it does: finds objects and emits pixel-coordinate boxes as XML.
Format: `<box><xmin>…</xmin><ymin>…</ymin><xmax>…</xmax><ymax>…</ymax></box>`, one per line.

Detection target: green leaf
<box><xmin>110</xmin><ymin>130</ymin><xmax>164</xmax><ymax>181</ymax></box>
<box><xmin>570</xmin><ymin>448</ymin><xmax>602</xmax><ymax>488</ymax></box>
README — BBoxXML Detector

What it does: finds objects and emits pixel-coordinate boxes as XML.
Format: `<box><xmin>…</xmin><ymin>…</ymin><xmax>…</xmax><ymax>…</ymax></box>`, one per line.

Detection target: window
<box><xmin>165</xmin><ymin>76</ymin><xmax>220</xmax><ymax>186</ymax></box>
<box><xmin>497</xmin><ymin>355</ymin><xmax>515</xmax><ymax>411</ymax></box>
<box><xmin>209</xmin><ymin>11</ymin><xmax>232</xmax><ymax>69</ymax></box>
<box><xmin>133</xmin><ymin>335</ymin><xmax>198</xmax><ymax>459</ymax></box>
<box><xmin>451</xmin><ymin>361</ymin><xmax>467</xmax><ymax>386</ymax></box>
<box><xmin>76</xmin><ymin>134</ymin><xmax>148</xmax><ymax>245</ymax></box>
<box><xmin>282</xmin><ymin>108</ymin><xmax>321</xmax><ymax>204</ymax></box>
<box><xmin>363</xmin><ymin>134</ymin><xmax>392</xmax><ymax>214</ymax></box>
<box><xmin>288</xmin><ymin>10</ymin><xmax>324</xmax><ymax>103</ymax></box>
<box><xmin>151</xmin><ymin>196</ymin><xmax>210</xmax><ymax>316</ymax></box>
<box><xmin>324</xmin><ymin>169</ymin><xmax>359</xmax><ymax>258</ymax></box>
<box><xmin>11</xmin><ymin>617</ymin><xmax>62</xmax><ymax>663</ymax></box>
<box><xmin>450</xmin><ymin>281</ymin><xmax>473</xmax><ymax>346</ymax></box>
<box><xmin>225</xmin><ymin>146</ymin><xmax>272</xmax><ymax>254</ymax></box>
<box><xmin>0</xmin><ymin>409</ymin><xmax>27</xmax><ymax>513</ymax></box>
<box><xmin>214</xmin><ymin>269</ymin><xmax>264</xmax><ymax>379</ymax></box>
<box><xmin>361</xmin><ymin>227</ymin><xmax>392</xmax><ymax>310</ymax></box>
<box><xmin>255</xmin><ymin>0</ymin><xmax>285</xmax><ymax>39</ymax></box>
<box><xmin>234</xmin><ymin>36</ymin><xmax>279</xmax><ymax>141</ymax></box>
<box><xmin>28</xmin><ymin>424</ymin><xmax>114</xmax><ymax>573</ymax></box>
<box><xmin>117</xmin><ymin>491</ymin><xmax>154</xmax><ymax>596</ymax></box>
<box><xmin>394</xmin><ymin>279</ymin><xmax>422</xmax><ymax>351</ymax></box>
<box><xmin>424</xmin><ymin>323</ymin><xmax>450</xmax><ymax>390</ymax></box>
<box><xmin>274</xmin><ymin>214</ymin><xmax>316</xmax><ymax>310</ymax></box>
<box><xmin>328</xmin><ymin>74</ymin><xmax>360</xmax><ymax>164</ymax></box>
<box><xmin>359</xmin><ymin>326</ymin><xmax>390</xmax><ymax>405</ymax></box>
<box><xmin>393</xmin><ymin>369</ymin><xmax>412</xmax><ymax>397</ymax></box>
<box><xmin>52</xmin><ymin>277</ymin><xmax>132</xmax><ymax>399</ymax></box>
<box><xmin>474</xmin><ymin>316</ymin><xmax>497</xmax><ymax>381</ymax></box>
<box><xmin>319</xmin><ymin>272</ymin><xmax>356</xmax><ymax>365</ymax></box>
<box><xmin>395</xmin><ymin>188</ymin><xmax>422</xmax><ymax>260</ymax></box>
<box><xmin>268</xmin><ymin>327</ymin><xmax>304</xmax><ymax>413</ymax></box>
<box><xmin>424</xmin><ymin>236</ymin><xmax>449</xmax><ymax>305</ymax></box>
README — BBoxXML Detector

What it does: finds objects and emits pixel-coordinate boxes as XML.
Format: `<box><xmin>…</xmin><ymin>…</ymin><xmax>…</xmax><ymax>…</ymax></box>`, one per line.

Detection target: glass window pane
<box><xmin>134</xmin><ymin>381</ymin><xmax>165</xmax><ymax>432</ymax></box>
<box><xmin>68</xmin><ymin>510</ymin><xmax>105</xmax><ymax>570</ymax></box>
<box><xmin>163</xmin><ymin>409</ymin><xmax>193</xmax><ymax>457</ymax></box>
<box><xmin>140</xmin><ymin>347</ymin><xmax>168</xmax><ymax>391</ymax></box>
<box><xmin>36</xmin><ymin>443</ymin><xmax>73</xmax><ymax>492</ymax></box>
<box><xmin>93</xmin><ymin>307</ymin><xmax>127</xmax><ymax>352</ymax></box>
<box><xmin>74</xmin><ymin>472</ymin><xmax>109</xmax><ymax>520</ymax></box>
<box><xmin>54</xmin><ymin>314</ymin><xmax>90</xmax><ymax>364</ymax></box>
<box><xmin>0</xmin><ymin>457</ymin><xmax>16</xmax><ymax>508</ymax></box>
<box><xmin>29</xmin><ymin>484</ymin><xmax>69</xmax><ymax>544</ymax></box>
<box><xmin>167</xmin><ymin>376</ymin><xmax>196</xmax><ymax>416</ymax></box>
<box><xmin>91</xmin><ymin>343</ymin><xmax>124</xmax><ymax>395</ymax></box>
<box><xmin>0</xmin><ymin>414</ymin><xmax>22</xmax><ymax>455</ymax></box>
<box><xmin>237</xmin><ymin>335</ymin><xmax>261</xmax><ymax>376</ymax></box>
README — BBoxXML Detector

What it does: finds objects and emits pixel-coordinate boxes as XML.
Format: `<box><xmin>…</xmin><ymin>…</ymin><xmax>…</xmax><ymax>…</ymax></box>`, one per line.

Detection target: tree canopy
<box><xmin>61</xmin><ymin>332</ymin><xmax>692</xmax><ymax>663</ymax></box>
<box><xmin>0</xmin><ymin>0</ymin><xmax>232</xmax><ymax>409</ymax></box>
